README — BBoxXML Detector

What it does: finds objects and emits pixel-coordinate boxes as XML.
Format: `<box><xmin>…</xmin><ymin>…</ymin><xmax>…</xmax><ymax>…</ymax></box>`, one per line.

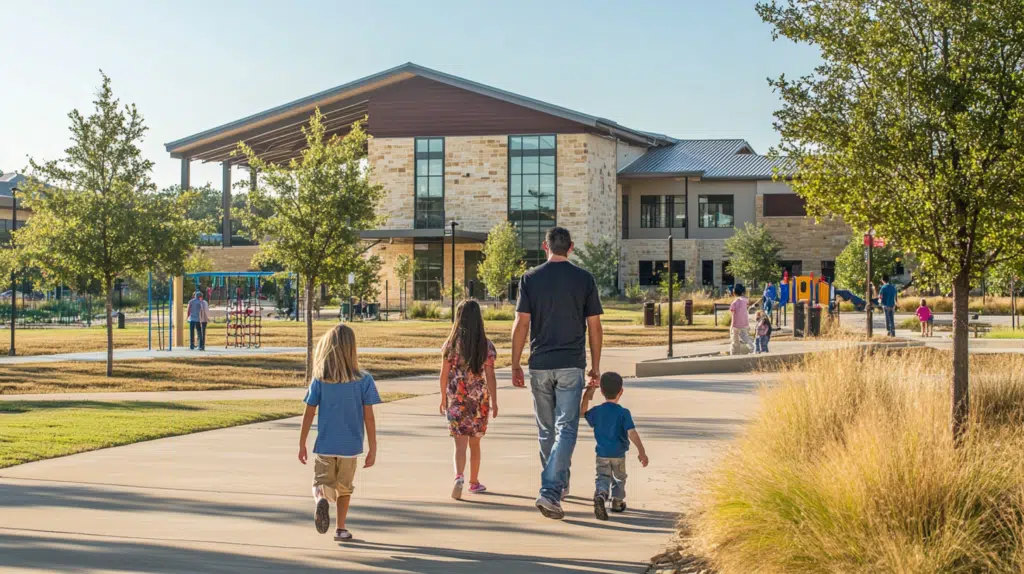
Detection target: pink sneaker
<box><xmin>469</xmin><ymin>482</ymin><xmax>487</xmax><ymax>494</ymax></box>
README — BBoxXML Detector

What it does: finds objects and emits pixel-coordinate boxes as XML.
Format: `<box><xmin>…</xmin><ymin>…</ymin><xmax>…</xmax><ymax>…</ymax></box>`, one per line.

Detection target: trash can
<box><xmin>684</xmin><ymin>299</ymin><xmax>694</xmax><ymax>326</ymax></box>
<box><xmin>643</xmin><ymin>301</ymin><xmax>656</xmax><ymax>327</ymax></box>
<box><xmin>341</xmin><ymin>302</ymin><xmax>351</xmax><ymax>318</ymax></box>
<box><xmin>367</xmin><ymin>303</ymin><xmax>379</xmax><ymax>320</ymax></box>
<box><xmin>793</xmin><ymin>302</ymin><xmax>806</xmax><ymax>338</ymax></box>
<box><xmin>808</xmin><ymin>305</ymin><xmax>822</xmax><ymax>337</ymax></box>
<box><xmin>116</xmin><ymin>311</ymin><xmax>125</xmax><ymax>329</ymax></box>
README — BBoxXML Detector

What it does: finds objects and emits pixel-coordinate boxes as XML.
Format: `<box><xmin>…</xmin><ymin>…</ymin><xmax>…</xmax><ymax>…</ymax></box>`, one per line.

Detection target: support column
<box><xmin>222</xmin><ymin>162</ymin><xmax>232</xmax><ymax>247</ymax></box>
<box><xmin>173</xmin><ymin>275</ymin><xmax>185</xmax><ymax>347</ymax></box>
<box><xmin>180</xmin><ymin>157</ymin><xmax>191</xmax><ymax>190</ymax></box>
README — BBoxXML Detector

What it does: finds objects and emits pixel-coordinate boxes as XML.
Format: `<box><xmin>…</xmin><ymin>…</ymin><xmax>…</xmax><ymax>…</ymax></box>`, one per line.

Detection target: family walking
<box><xmin>296</xmin><ymin>227</ymin><xmax>649</xmax><ymax>540</ymax></box>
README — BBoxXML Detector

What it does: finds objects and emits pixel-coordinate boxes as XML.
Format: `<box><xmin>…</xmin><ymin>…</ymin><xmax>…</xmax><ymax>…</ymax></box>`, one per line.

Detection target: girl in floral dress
<box><xmin>439</xmin><ymin>299</ymin><xmax>498</xmax><ymax>500</ymax></box>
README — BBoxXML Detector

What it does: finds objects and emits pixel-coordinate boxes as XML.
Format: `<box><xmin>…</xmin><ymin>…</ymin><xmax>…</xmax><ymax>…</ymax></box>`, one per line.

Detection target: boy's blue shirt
<box><xmin>584</xmin><ymin>401</ymin><xmax>635</xmax><ymax>458</ymax></box>
<box><xmin>303</xmin><ymin>373</ymin><xmax>381</xmax><ymax>457</ymax></box>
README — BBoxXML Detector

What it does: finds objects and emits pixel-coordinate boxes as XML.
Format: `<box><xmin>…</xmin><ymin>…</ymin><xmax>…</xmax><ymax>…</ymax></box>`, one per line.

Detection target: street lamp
<box><xmin>7</xmin><ymin>185</ymin><xmax>18</xmax><ymax>356</ymax></box>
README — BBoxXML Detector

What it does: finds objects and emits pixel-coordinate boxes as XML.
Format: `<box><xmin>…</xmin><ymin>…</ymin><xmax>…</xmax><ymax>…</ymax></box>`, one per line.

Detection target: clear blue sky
<box><xmin>1</xmin><ymin>0</ymin><xmax>818</xmax><ymax>189</ymax></box>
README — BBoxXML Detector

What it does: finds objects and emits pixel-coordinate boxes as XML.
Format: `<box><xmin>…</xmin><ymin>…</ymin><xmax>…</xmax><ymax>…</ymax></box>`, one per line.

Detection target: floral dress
<box><xmin>445</xmin><ymin>340</ymin><xmax>497</xmax><ymax>437</ymax></box>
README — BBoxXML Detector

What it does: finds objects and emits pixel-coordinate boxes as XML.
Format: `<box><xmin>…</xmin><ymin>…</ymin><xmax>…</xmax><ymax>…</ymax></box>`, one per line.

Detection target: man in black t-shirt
<box><xmin>511</xmin><ymin>227</ymin><xmax>604</xmax><ymax>520</ymax></box>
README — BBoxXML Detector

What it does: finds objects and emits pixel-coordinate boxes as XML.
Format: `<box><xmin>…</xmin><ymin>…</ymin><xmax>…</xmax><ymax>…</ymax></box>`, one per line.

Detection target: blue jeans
<box><xmin>883</xmin><ymin>306</ymin><xmax>896</xmax><ymax>336</ymax></box>
<box><xmin>762</xmin><ymin>299</ymin><xmax>773</xmax><ymax>316</ymax></box>
<box><xmin>530</xmin><ymin>368</ymin><xmax>585</xmax><ymax>503</ymax></box>
<box><xmin>755</xmin><ymin>334</ymin><xmax>770</xmax><ymax>353</ymax></box>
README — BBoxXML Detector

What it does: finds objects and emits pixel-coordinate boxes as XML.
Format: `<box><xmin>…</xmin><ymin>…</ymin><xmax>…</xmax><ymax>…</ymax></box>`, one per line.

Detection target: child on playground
<box><xmin>581</xmin><ymin>372</ymin><xmax>649</xmax><ymax>521</ymax></box>
<box><xmin>729</xmin><ymin>284</ymin><xmax>754</xmax><ymax>355</ymax></box>
<box><xmin>754</xmin><ymin>310</ymin><xmax>773</xmax><ymax>353</ymax></box>
<box><xmin>298</xmin><ymin>323</ymin><xmax>381</xmax><ymax>541</ymax></box>
<box><xmin>439</xmin><ymin>299</ymin><xmax>498</xmax><ymax>500</ymax></box>
<box><xmin>916</xmin><ymin>298</ymin><xmax>933</xmax><ymax>337</ymax></box>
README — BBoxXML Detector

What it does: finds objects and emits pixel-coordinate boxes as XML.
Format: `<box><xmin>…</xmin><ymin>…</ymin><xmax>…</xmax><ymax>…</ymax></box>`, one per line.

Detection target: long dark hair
<box><xmin>442</xmin><ymin>299</ymin><xmax>488</xmax><ymax>375</ymax></box>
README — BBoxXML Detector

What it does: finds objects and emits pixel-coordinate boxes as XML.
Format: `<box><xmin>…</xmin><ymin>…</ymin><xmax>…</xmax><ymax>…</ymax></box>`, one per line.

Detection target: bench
<box><xmin>713</xmin><ymin>303</ymin><xmax>732</xmax><ymax>327</ymax></box>
<box><xmin>931</xmin><ymin>318</ymin><xmax>992</xmax><ymax>338</ymax></box>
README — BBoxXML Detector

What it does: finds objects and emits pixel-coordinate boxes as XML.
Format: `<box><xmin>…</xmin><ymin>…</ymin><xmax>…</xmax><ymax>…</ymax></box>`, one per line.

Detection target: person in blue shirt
<box><xmin>762</xmin><ymin>282</ymin><xmax>778</xmax><ymax>316</ymax></box>
<box><xmin>879</xmin><ymin>276</ymin><xmax>899</xmax><ymax>337</ymax></box>
<box><xmin>298</xmin><ymin>324</ymin><xmax>382</xmax><ymax>542</ymax></box>
<box><xmin>581</xmin><ymin>372</ymin><xmax>649</xmax><ymax>521</ymax></box>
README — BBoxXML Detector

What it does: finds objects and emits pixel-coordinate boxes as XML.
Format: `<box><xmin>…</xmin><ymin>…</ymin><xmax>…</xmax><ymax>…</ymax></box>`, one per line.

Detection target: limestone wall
<box><xmin>754</xmin><ymin>195</ymin><xmax>851</xmax><ymax>276</ymax></box>
<box><xmin>368</xmin><ymin>137</ymin><xmax>415</xmax><ymax>229</ymax></box>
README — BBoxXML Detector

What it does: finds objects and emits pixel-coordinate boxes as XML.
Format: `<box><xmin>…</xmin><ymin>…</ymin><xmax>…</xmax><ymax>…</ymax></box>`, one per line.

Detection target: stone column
<box><xmin>222</xmin><ymin>162</ymin><xmax>232</xmax><ymax>247</ymax></box>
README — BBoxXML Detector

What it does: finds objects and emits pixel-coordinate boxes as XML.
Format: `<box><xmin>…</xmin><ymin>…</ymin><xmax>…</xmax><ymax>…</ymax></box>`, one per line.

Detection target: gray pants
<box><xmin>595</xmin><ymin>456</ymin><xmax>627</xmax><ymax>501</ymax></box>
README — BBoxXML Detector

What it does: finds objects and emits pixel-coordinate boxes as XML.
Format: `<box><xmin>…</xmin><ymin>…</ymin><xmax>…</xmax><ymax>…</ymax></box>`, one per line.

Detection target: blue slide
<box><xmin>834</xmin><ymin>289</ymin><xmax>869</xmax><ymax>311</ymax></box>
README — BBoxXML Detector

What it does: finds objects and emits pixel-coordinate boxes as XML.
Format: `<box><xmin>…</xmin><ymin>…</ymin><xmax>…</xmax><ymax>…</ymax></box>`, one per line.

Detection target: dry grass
<box><xmin>692</xmin><ymin>348</ymin><xmax>1024</xmax><ymax>573</ymax></box>
<box><xmin>0</xmin><ymin>352</ymin><xmax>501</xmax><ymax>395</ymax></box>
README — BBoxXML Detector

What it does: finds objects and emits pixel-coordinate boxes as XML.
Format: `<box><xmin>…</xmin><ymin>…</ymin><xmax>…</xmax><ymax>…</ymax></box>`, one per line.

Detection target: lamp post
<box><xmin>865</xmin><ymin>228</ymin><xmax>874</xmax><ymax>339</ymax></box>
<box><xmin>7</xmin><ymin>185</ymin><xmax>17</xmax><ymax>356</ymax></box>
<box><xmin>667</xmin><ymin>234</ymin><xmax>674</xmax><ymax>358</ymax></box>
<box><xmin>449</xmin><ymin>221</ymin><xmax>458</xmax><ymax>323</ymax></box>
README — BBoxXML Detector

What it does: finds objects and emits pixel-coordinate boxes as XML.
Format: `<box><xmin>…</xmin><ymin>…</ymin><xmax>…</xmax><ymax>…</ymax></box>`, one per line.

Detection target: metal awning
<box><xmin>360</xmin><ymin>229</ymin><xmax>488</xmax><ymax>243</ymax></box>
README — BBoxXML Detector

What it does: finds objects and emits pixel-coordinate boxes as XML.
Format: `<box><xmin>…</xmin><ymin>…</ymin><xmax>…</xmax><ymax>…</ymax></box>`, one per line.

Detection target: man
<box><xmin>879</xmin><ymin>276</ymin><xmax>898</xmax><ymax>337</ymax></box>
<box><xmin>762</xmin><ymin>282</ymin><xmax>778</xmax><ymax>316</ymax></box>
<box><xmin>511</xmin><ymin>227</ymin><xmax>604</xmax><ymax>520</ymax></box>
<box><xmin>186</xmin><ymin>291</ymin><xmax>209</xmax><ymax>351</ymax></box>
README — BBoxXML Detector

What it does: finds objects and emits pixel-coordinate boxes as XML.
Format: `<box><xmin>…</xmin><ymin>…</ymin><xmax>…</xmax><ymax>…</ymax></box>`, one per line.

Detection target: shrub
<box><xmin>625</xmin><ymin>282</ymin><xmax>647</xmax><ymax>303</ymax></box>
<box><xmin>406</xmin><ymin>301</ymin><xmax>443</xmax><ymax>319</ymax></box>
<box><xmin>692</xmin><ymin>348</ymin><xmax>1024</xmax><ymax>573</ymax></box>
<box><xmin>481</xmin><ymin>306</ymin><xmax>515</xmax><ymax>321</ymax></box>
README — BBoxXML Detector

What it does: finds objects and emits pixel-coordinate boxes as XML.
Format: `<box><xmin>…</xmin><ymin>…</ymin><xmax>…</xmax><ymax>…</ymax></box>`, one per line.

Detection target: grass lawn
<box><xmin>1</xmin><ymin>308</ymin><xmax>727</xmax><ymax>356</ymax></box>
<box><xmin>985</xmin><ymin>327</ymin><xmax>1024</xmax><ymax>339</ymax></box>
<box><xmin>0</xmin><ymin>396</ymin><xmax>411</xmax><ymax>469</ymax></box>
<box><xmin>0</xmin><ymin>352</ymin><xmax>499</xmax><ymax>395</ymax></box>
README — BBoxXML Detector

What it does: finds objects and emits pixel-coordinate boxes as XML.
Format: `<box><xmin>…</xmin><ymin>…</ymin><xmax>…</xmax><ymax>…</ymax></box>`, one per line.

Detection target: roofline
<box><xmin>617</xmin><ymin>171</ymin><xmax>704</xmax><ymax>179</ymax></box>
<box><xmin>166</xmin><ymin>63</ymin><xmax>673</xmax><ymax>154</ymax></box>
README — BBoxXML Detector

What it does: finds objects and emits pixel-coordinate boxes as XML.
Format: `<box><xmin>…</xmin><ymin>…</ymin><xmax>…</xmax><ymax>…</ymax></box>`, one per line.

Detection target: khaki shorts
<box><xmin>313</xmin><ymin>455</ymin><xmax>358</xmax><ymax>501</ymax></box>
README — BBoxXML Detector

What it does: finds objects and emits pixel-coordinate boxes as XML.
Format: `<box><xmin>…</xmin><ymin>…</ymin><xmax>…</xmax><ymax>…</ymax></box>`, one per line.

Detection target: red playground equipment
<box><xmin>226</xmin><ymin>281</ymin><xmax>263</xmax><ymax>348</ymax></box>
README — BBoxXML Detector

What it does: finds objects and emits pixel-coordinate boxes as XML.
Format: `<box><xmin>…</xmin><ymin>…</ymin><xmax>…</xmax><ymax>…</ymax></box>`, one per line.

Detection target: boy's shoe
<box><xmin>314</xmin><ymin>497</ymin><xmax>330</xmax><ymax>534</ymax></box>
<box><xmin>593</xmin><ymin>493</ymin><xmax>609</xmax><ymax>521</ymax></box>
<box><xmin>535</xmin><ymin>496</ymin><xmax>565</xmax><ymax>520</ymax></box>
<box><xmin>611</xmin><ymin>499</ymin><xmax>627</xmax><ymax>513</ymax></box>
<box><xmin>334</xmin><ymin>528</ymin><xmax>352</xmax><ymax>542</ymax></box>
<box><xmin>452</xmin><ymin>475</ymin><xmax>465</xmax><ymax>500</ymax></box>
<box><xmin>469</xmin><ymin>482</ymin><xmax>487</xmax><ymax>494</ymax></box>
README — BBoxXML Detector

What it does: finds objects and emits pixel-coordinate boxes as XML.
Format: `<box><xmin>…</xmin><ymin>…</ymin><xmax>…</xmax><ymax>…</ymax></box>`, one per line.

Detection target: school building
<box><xmin>165</xmin><ymin>63</ymin><xmax>851</xmax><ymax>303</ymax></box>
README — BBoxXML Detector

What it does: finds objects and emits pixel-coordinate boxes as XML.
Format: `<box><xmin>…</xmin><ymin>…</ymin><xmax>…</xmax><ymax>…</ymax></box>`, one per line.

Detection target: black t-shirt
<box><xmin>515</xmin><ymin>260</ymin><xmax>603</xmax><ymax>370</ymax></box>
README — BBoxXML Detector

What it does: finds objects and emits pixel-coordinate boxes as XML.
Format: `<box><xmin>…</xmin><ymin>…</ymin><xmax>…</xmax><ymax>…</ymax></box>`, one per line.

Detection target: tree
<box><xmin>573</xmin><ymin>236</ymin><xmax>619</xmax><ymax>296</ymax></box>
<box><xmin>759</xmin><ymin>0</ymin><xmax>1024</xmax><ymax>439</ymax></box>
<box><xmin>238</xmin><ymin>110</ymin><xmax>384</xmax><ymax>379</ymax></box>
<box><xmin>21</xmin><ymin>73</ymin><xmax>198</xmax><ymax>375</ymax></box>
<box><xmin>341</xmin><ymin>254</ymin><xmax>383</xmax><ymax>304</ymax></box>
<box><xmin>393</xmin><ymin>253</ymin><xmax>416</xmax><ymax>313</ymax></box>
<box><xmin>183</xmin><ymin>249</ymin><xmax>215</xmax><ymax>274</ymax></box>
<box><xmin>725</xmin><ymin>223</ymin><xmax>783</xmax><ymax>286</ymax></box>
<box><xmin>477</xmin><ymin>222</ymin><xmax>525</xmax><ymax>302</ymax></box>
<box><xmin>834</xmin><ymin>236</ymin><xmax>902</xmax><ymax>291</ymax></box>
<box><xmin>658</xmin><ymin>272</ymin><xmax>685</xmax><ymax>301</ymax></box>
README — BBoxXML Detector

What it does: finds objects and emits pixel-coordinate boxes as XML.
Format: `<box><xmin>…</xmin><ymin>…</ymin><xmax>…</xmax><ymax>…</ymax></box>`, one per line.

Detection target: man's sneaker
<box><xmin>314</xmin><ymin>497</ymin><xmax>330</xmax><ymax>534</ymax></box>
<box><xmin>593</xmin><ymin>493</ymin><xmax>609</xmax><ymax>521</ymax></box>
<box><xmin>334</xmin><ymin>528</ymin><xmax>352</xmax><ymax>541</ymax></box>
<box><xmin>535</xmin><ymin>496</ymin><xmax>565</xmax><ymax>520</ymax></box>
<box><xmin>469</xmin><ymin>482</ymin><xmax>487</xmax><ymax>494</ymax></box>
<box><xmin>611</xmin><ymin>499</ymin><xmax>627</xmax><ymax>513</ymax></box>
<box><xmin>451</xmin><ymin>475</ymin><xmax>465</xmax><ymax>500</ymax></box>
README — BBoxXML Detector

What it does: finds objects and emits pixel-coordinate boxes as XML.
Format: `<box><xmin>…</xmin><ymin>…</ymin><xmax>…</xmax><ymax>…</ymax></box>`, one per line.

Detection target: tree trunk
<box><xmin>304</xmin><ymin>277</ymin><xmax>314</xmax><ymax>383</ymax></box>
<box><xmin>105</xmin><ymin>278</ymin><xmax>114</xmax><ymax>377</ymax></box>
<box><xmin>951</xmin><ymin>270</ymin><xmax>971</xmax><ymax>442</ymax></box>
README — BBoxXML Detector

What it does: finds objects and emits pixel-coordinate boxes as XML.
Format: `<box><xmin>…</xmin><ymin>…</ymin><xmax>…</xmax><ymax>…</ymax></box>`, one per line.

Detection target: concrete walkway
<box><xmin>0</xmin><ymin>369</ymin><xmax>762</xmax><ymax>573</ymax></box>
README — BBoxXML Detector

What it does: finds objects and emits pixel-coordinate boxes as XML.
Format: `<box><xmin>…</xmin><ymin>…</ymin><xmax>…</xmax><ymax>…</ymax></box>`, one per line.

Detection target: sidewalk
<box><xmin>0</xmin><ymin>369</ymin><xmax>762</xmax><ymax>573</ymax></box>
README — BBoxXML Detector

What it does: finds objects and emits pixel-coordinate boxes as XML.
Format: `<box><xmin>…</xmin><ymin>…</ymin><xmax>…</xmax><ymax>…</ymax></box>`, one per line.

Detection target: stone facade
<box><xmin>555</xmin><ymin>134</ymin><xmax>588</xmax><ymax>240</ymax></box>
<box><xmin>200</xmin><ymin>245</ymin><xmax>260</xmax><ymax>272</ymax></box>
<box><xmin>365</xmin><ymin>240</ymin><xmax>414</xmax><ymax>308</ymax></box>
<box><xmin>755</xmin><ymin>195</ymin><xmax>851</xmax><ymax>276</ymax></box>
<box><xmin>368</xmin><ymin>137</ymin><xmax>415</xmax><ymax>229</ymax></box>
<box><xmin>444</xmin><ymin>136</ymin><xmax>509</xmax><ymax>232</ymax></box>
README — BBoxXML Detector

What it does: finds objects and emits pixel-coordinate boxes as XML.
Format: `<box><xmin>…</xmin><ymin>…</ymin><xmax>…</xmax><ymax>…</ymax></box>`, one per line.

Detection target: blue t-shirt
<box><xmin>879</xmin><ymin>283</ymin><xmax>898</xmax><ymax>307</ymax></box>
<box><xmin>303</xmin><ymin>373</ymin><xmax>382</xmax><ymax>457</ymax></box>
<box><xmin>584</xmin><ymin>402</ymin><xmax>635</xmax><ymax>458</ymax></box>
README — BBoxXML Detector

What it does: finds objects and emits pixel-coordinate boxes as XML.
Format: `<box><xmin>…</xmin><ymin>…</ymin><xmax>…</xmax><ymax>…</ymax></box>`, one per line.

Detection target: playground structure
<box><xmin>764</xmin><ymin>271</ymin><xmax>835</xmax><ymax>336</ymax></box>
<box><xmin>147</xmin><ymin>271</ymin><xmax>297</xmax><ymax>351</ymax></box>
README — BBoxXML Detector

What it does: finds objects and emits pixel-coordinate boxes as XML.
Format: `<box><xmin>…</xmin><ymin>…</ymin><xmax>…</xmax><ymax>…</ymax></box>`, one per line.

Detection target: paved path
<box><xmin>0</xmin><ymin>369</ymin><xmax>762</xmax><ymax>573</ymax></box>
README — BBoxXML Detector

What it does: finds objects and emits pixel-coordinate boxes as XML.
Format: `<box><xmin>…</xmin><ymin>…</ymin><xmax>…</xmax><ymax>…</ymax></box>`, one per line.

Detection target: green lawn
<box><xmin>0</xmin><ymin>395</ymin><xmax>411</xmax><ymax>468</ymax></box>
<box><xmin>985</xmin><ymin>327</ymin><xmax>1024</xmax><ymax>339</ymax></box>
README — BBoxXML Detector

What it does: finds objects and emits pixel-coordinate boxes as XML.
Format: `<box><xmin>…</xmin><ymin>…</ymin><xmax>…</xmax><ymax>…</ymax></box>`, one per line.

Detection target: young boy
<box><xmin>582</xmin><ymin>372</ymin><xmax>649</xmax><ymax>521</ymax></box>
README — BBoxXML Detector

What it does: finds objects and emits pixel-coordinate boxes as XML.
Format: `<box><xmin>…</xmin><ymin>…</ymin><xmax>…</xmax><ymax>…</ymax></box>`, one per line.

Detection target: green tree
<box><xmin>339</xmin><ymin>255</ymin><xmax>383</xmax><ymax>305</ymax></box>
<box><xmin>393</xmin><ymin>253</ymin><xmax>416</xmax><ymax>313</ymax></box>
<box><xmin>573</xmin><ymin>236</ymin><xmax>619</xmax><ymax>296</ymax></box>
<box><xmin>657</xmin><ymin>272</ymin><xmax>685</xmax><ymax>301</ymax></box>
<box><xmin>759</xmin><ymin>0</ymin><xmax>1024</xmax><ymax>438</ymax></box>
<box><xmin>183</xmin><ymin>249</ymin><xmax>215</xmax><ymax>274</ymax></box>
<box><xmin>237</xmin><ymin>110</ymin><xmax>384</xmax><ymax>378</ymax></box>
<box><xmin>478</xmin><ymin>222</ymin><xmax>525</xmax><ymax>302</ymax></box>
<box><xmin>161</xmin><ymin>183</ymin><xmax>221</xmax><ymax>233</ymax></box>
<box><xmin>21</xmin><ymin>73</ymin><xmax>199</xmax><ymax>375</ymax></box>
<box><xmin>834</xmin><ymin>236</ymin><xmax>902</xmax><ymax>291</ymax></box>
<box><xmin>725</xmin><ymin>223</ymin><xmax>783</xmax><ymax>286</ymax></box>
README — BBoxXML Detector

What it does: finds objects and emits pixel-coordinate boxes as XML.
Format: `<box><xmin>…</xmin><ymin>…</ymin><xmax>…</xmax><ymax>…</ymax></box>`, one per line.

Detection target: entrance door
<box><xmin>464</xmin><ymin>251</ymin><xmax>485</xmax><ymax>299</ymax></box>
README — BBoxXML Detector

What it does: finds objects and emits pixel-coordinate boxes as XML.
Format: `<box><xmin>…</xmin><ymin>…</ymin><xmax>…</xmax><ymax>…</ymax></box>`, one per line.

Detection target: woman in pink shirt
<box><xmin>729</xmin><ymin>284</ymin><xmax>754</xmax><ymax>355</ymax></box>
<box><xmin>915</xmin><ymin>298</ymin><xmax>933</xmax><ymax>337</ymax></box>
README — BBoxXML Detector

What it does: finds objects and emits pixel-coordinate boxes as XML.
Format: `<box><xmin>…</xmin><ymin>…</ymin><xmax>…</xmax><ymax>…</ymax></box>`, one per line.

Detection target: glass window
<box><xmin>701</xmin><ymin>260</ymin><xmax>714</xmax><ymax>286</ymax></box>
<box><xmin>413</xmin><ymin>240</ymin><xmax>443</xmax><ymax>300</ymax></box>
<box><xmin>640</xmin><ymin>195</ymin><xmax>686</xmax><ymax>228</ymax></box>
<box><xmin>639</xmin><ymin>260</ymin><xmax>684</xmax><ymax>286</ymax></box>
<box><xmin>698</xmin><ymin>195</ymin><xmax>734</xmax><ymax>228</ymax></box>
<box><xmin>508</xmin><ymin>135</ymin><xmax>557</xmax><ymax>268</ymax></box>
<box><xmin>415</xmin><ymin>137</ymin><xmax>444</xmax><ymax>229</ymax></box>
<box><xmin>722</xmin><ymin>261</ymin><xmax>735</xmax><ymax>286</ymax></box>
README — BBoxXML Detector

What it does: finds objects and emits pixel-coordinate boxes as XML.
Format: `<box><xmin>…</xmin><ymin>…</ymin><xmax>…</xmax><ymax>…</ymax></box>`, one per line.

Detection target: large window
<box><xmin>415</xmin><ymin>138</ymin><xmax>445</xmax><ymax>229</ymax></box>
<box><xmin>639</xmin><ymin>195</ymin><xmax>686</xmax><ymax>228</ymax></box>
<box><xmin>638</xmin><ymin>260</ymin><xmax>685</xmax><ymax>286</ymax></box>
<box><xmin>509</xmin><ymin>135</ymin><xmax>556</xmax><ymax>268</ymax></box>
<box><xmin>698</xmin><ymin>195</ymin><xmax>734</xmax><ymax>228</ymax></box>
<box><xmin>701</xmin><ymin>260</ymin><xmax>714</xmax><ymax>286</ymax></box>
<box><xmin>413</xmin><ymin>240</ymin><xmax>443</xmax><ymax>300</ymax></box>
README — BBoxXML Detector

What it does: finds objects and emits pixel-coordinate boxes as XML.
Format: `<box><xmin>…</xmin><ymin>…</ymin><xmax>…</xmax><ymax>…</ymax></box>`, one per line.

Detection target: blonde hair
<box><xmin>311</xmin><ymin>324</ymin><xmax>361</xmax><ymax>383</ymax></box>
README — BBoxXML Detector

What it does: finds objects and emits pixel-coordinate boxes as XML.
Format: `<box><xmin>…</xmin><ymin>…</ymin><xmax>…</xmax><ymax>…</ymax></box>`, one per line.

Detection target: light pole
<box><xmin>7</xmin><ymin>185</ymin><xmax>18</xmax><ymax>356</ymax></box>
<box><xmin>667</xmin><ymin>234</ymin><xmax>674</xmax><ymax>358</ymax></box>
<box><xmin>865</xmin><ymin>228</ymin><xmax>873</xmax><ymax>339</ymax></box>
<box><xmin>449</xmin><ymin>221</ymin><xmax>458</xmax><ymax>323</ymax></box>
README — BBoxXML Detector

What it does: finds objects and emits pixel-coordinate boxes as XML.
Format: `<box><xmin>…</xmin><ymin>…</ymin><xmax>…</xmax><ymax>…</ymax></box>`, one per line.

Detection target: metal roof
<box><xmin>618</xmin><ymin>140</ymin><xmax>793</xmax><ymax>180</ymax></box>
<box><xmin>165</xmin><ymin>62</ymin><xmax>674</xmax><ymax>161</ymax></box>
<box><xmin>0</xmin><ymin>173</ymin><xmax>25</xmax><ymax>197</ymax></box>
